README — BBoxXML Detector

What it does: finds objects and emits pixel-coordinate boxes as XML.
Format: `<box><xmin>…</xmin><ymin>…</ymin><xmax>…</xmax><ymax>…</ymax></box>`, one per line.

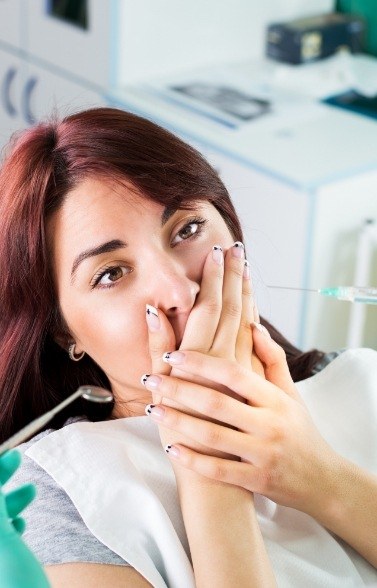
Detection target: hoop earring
<box><xmin>68</xmin><ymin>343</ymin><xmax>85</xmax><ymax>362</ymax></box>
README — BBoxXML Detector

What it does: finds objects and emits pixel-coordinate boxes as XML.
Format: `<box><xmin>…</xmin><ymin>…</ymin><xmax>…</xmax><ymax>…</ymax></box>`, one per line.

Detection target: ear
<box><xmin>54</xmin><ymin>332</ymin><xmax>71</xmax><ymax>351</ymax></box>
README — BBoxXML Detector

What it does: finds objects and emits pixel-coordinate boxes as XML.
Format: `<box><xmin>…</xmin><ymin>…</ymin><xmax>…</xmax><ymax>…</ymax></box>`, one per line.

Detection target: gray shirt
<box><xmin>6</xmin><ymin>416</ymin><xmax>129</xmax><ymax>568</ymax></box>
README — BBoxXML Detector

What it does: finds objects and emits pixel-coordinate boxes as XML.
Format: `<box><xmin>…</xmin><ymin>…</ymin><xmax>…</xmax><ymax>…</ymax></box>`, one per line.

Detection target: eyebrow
<box><xmin>71</xmin><ymin>239</ymin><xmax>127</xmax><ymax>281</ymax></box>
<box><xmin>70</xmin><ymin>205</ymin><xmax>179</xmax><ymax>281</ymax></box>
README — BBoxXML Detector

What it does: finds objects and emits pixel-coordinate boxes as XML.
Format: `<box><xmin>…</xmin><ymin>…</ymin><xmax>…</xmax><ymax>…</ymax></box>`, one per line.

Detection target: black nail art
<box><xmin>165</xmin><ymin>444</ymin><xmax>172</xmax><ymax>453</ymax></box>
<box><xmin>146</xmin><ymin>304</ymin><xmax>158</xmax><ymax>317</ymax></box>
<box><xmin>146</xmin><ymin>404</ymin><xmax>155</xmax><ymax>415</ymax></box>
<box><xmin>141</xmin><ymin>374</ymin><xmax>150</xmax><ymax>386</ymax></box>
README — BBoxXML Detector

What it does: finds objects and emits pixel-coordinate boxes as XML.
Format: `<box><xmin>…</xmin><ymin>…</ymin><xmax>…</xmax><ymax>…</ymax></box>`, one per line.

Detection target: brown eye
<box><xmin>172</xmin><ymin>218</ymin><xmax>207</xmax><ymax>245</ymax></box>
<box><xmin>179</xmin><ymin>223</ymin><xmax>197</xmax><ymax>239</ymax></box>
<box><xmin>93</xmin><ymin>265</ymin><xmax>131</xmax><ymax>288</ymax></box>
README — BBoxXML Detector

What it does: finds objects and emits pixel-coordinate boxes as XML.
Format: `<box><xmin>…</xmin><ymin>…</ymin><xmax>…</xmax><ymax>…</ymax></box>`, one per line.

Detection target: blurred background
<box><xmin>0</xmin><ymin>0</ymin><xmax>376</xmax><ymax>352</ymax></box>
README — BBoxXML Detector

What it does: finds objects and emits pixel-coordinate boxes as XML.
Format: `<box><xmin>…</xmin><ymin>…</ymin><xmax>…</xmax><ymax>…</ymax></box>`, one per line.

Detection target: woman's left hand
<box><xmin>143</xmin><ymin>327</ymin><xmax>338</xmax><ymax>514</ymax></box>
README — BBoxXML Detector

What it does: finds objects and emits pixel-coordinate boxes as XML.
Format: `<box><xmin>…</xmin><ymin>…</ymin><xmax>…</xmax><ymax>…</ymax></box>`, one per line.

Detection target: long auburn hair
<box><xmin>0</xmin><ymin>107</ymin><xmax>324</xmax><ymax>442</ymax></box>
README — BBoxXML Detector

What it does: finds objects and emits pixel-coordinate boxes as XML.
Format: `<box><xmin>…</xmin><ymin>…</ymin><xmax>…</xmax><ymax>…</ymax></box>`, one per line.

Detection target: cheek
<box><xmin>63</xmin><ymin>294</ymin><xmax>149</xmax><ymax>382</ymax></box>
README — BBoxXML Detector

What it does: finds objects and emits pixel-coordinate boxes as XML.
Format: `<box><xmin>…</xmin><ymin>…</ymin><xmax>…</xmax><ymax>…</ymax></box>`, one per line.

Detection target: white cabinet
<box><xmin>26</xmin><ymin>0</ymin><xmax>111</xmax><ymax>89</ymax></box>
<box><xmin>0</xmin><ymin>49</ymin><xmax>26</xmax><ymax>146</ymax></box>
<box><xmin>0</xmin><ymin>0</ymin><xmax>24</xmax><ymax>49</ymax></box>
<box><xmin>0</xmin><ymin>52</ymin><xmax>105</xmax><ymax>150</ymax></box>
<box><xmin>25</xmin><ymin>63</ymin><xmax>105</xmax><ymax>125</ymax></box>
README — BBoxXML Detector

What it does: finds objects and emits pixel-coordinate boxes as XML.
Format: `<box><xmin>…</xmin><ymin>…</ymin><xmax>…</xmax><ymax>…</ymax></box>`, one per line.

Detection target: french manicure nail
<box><xmin>243</xmin><ymin>259</ymin><xmax>250</xmax><ymax>280</ymax></box>
<box><xmin>212</xmin><ymin>245</ymin><xmax>223</xmax><ymax>265</ymax></box>
<box><xmin>232</xmin><ymin>241</ymin><xmax>244</xmax><ymax>259</ymax></box>
<box><xmin>162</xmin><ymin>351</ymin><xmax>185</xmax><ymax>365</ymax></box>
<box><xmin>146</xmin><ymin>304</ymin><xmax>160</xmax><ymax>331</ymax></box>
<box><xmin>141</xmin><ymin>374</ymin><xmax>162</xmax><ymax>388</ymax></box>
<box><xmin>145</xmin><ymin>403</ymin><xmax>165</xmax><ymax>419</ymax></box>
<box><xmin>252</xmin><ymin>322</ymin><xmax>271</xmax><ymax>337</ymax></box>
<box><xmin>165</xmin><ymin>444</ymin><xmax>180</xmax><ymax>458</ymax></box>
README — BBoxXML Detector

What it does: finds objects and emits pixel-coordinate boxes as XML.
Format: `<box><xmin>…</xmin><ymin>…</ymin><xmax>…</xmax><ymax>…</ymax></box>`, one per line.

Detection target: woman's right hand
<box><xmin>144</xmin><ymin>241</ymin><xmax>258</xmax><ymax>460</ymax></box>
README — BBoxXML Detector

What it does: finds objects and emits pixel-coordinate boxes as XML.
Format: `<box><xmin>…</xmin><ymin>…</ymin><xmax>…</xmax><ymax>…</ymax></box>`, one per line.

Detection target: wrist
<box><xmin>302</xmin><ymin>449</ymin><xmax>349</xmax><ymax>527</ymax></box>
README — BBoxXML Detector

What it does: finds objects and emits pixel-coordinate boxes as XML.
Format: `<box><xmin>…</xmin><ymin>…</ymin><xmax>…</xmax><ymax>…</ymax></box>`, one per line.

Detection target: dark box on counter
<box><xmin>266</xmin><ymin>13</ymin><xmax>365</xmax><ymax>65</ymax></box>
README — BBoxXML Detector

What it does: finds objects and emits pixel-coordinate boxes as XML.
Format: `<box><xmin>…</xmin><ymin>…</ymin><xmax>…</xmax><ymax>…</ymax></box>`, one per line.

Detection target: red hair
<box><xmin>0</xmin><ymin>107</ymin><xmax>323</xmax><ymax>441</ymax></box>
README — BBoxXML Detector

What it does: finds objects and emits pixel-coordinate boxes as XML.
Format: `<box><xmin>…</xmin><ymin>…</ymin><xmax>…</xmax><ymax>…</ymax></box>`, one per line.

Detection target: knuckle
<box><xmin>230</xmin><ymin>263</ymin><xmax>244</xmax><ymax>279</ymax></box>
<box><xmin>257</xmin><ymin>469</ymin><xmax>275</xmax><ymax>494</ymax></box>
<box><xmin>223</xmin><ymin>299</ymin><xmax>242</xmax><ymax>318</ymax></box>
<box><xmin>267</xmin><ymin>421</ymin><xmax>284</xmax><ymax>444</ymax></box>
<box><xmin>239</xmin><ymin>317</ymin><xmax>252</xmax><ymax>334</ymax></box>
<box><xmin>202</xmin><ymin>297</ymin><xmax>222</xmax><ymax>315</ymax></box>
<box><xmin>204</xmin><ymin>424</ymin><xmax>222</xmax><ymax>447</ymax></box>
<box><xmin>169</xmin><ymin>378</ymin><xmax>180</xmax><ymax>401</ymax></box>
<box><xmin>205</xmin><ymin>390</ymin><xmax>226</xmax><ymax>416</ymax></box>
<box><xmin>209</xmin><ymin>461</ymin><xmax>228</xmax><ymax>482</ymax></box>
<box><xmin>149</xmin><ymin>341</ymin><xmax>165</xmax><ymax>357</ymax></box>
<box><xmin>167</xmin><ymin>409</ymin><xmax>182</xmax><ymax>428</ymax></box>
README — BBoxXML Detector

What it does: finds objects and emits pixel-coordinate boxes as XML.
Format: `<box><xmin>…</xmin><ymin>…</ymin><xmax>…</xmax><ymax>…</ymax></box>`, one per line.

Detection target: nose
<box><xmin>146</xmin><ymin>251</ymin><xmax>200</xmax><ymax>339</ymax></box>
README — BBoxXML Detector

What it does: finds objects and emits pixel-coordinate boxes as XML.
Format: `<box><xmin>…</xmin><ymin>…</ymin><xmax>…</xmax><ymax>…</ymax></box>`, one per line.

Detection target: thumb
<box><xmin>251</xmin><ymin>322</ymin><xmax>299</xmax><ymax>400</ymax></box>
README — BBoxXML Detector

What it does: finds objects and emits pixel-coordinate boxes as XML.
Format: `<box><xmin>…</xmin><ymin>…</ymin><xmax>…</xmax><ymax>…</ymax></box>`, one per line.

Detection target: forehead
<box><xmin>49</xmin><ymin>177</ymin><xmax>162</xmax><ymax>243</ymax></box>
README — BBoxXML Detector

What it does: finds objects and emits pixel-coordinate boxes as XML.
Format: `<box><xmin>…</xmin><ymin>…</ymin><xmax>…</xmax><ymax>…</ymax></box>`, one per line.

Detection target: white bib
<box><xmin>27</xmin><ymin>348</ymin><xmax>377</xmax><ymax>587</ymax></box>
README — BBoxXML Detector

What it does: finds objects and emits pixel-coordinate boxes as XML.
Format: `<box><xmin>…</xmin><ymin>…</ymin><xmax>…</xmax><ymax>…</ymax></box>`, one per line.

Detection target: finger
<box><xmin>146</xmin><ymin>304</ymin><xmax>177</xmax><ymax>404</ymax></box>
<box><xmin>146</xmin><ymin>403</ymin><xmax>256</xmax><ymax>458</ymax></box>
<box><xmin>146</xmin><ymin>304</ymin><xmax>176</xmax><ymax>374</ymax></box>
<box><xmin>162</xmin><ymin>350</ymin><xmax>280</xmax><ymax>407</ymax></box>
<box><xmin>5</xmin><ymin>484</ymin><xmax>36</xmax><ymax>519</ymax></box>
<box><xmin>12</xmin><ymin>516</ymin><xmax>26</xmax><ymax>535</ymax></box>
<box><xmin>142</xmin><ymin>373</ymin><xmax>265</xmax><ymax>434</ymax></box>
<box><xmin>164</xmin><ymin>444</ymin><xmax>259</xmax><ymax>492</ymax></box>
<box><xmin>251</xmin><ymin>323</ymin><xmax>299</xmax><ymax>399</ymax></box>
<box><xmin>210</xmin><ymin>242</ymin><xmax>245</xmax><ymax>357</ymax></box>
<box><xmin>235</xmin><ymin>260</ymin><xmax>253</xmax><ymax>369</ymax></box>
<box><xmin>179</xmin><ymin>245</ymin><xmax>224</xmax><ymax>352</ymax></box>
<box><xmin>0</xmin><ymin>450</ymin><xmax>21</xmax><ymax>485</ymax></box>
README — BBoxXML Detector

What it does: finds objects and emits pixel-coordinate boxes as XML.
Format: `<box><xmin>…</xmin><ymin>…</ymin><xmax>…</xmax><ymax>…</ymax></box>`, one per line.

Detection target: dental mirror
<box><xmin>0</xmin><ymin>385</ymin><xmax>114</xmax><ymax>455</ymax></box>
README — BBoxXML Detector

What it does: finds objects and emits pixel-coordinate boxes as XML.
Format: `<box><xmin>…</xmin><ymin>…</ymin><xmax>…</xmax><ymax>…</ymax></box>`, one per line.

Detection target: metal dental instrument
<box><xmin>0</xmin><ymin>385</ymin><xmax>113</xmax><ymax>455</ymax></box>
<box><xmin>267</xmin><ymin>285</ymin><xmax>377</xmax><ymax>304</ymax></box>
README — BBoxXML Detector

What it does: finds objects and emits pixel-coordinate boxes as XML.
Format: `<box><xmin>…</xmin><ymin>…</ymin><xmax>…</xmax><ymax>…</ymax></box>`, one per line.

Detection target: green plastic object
<box><xmin>0</xmin><ymin>450</ymin><xmax>50</xmax><ymax>588</ymax></box>
<box><xmin>336</xmin><ymin>0</ymin><xmax>377</xmax><ymax>56</ymax></box>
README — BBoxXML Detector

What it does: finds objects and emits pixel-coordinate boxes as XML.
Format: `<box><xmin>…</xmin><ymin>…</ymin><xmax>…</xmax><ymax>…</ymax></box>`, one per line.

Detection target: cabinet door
<box><xmin>0</xmin><ymin>49</ymin><xmax>26</xmax><ymax>149</ymax></box>
<box><xmin>24</xmin><ymin>63</ymin><xmax>106</xmax><ymax>125</ymax></box>
<box><xmin>304</xmin><ymin>172</ymin><xmax>377</xmax><ymax>352</ymax></box>
<box><xmin>26</xmin><ymin>0</ymin><xmax>111</xmax><ymax>89</ymax></box>
<box><xmin>0</xmin><ymin>0</ymin><xmax>23</xmax><ymax>48</ymax></box>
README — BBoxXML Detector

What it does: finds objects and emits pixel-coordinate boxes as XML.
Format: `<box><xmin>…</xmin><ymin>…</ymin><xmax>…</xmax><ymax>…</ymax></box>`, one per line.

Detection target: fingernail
<box><xmin>212</xmin><ymin>245</ymin><xmax>223</xmax><ymax>265</ymax></box>
<box><xmin>146</xmin><ymin>304</ymin><xmax>160</xmax><ymax>331</ymax></box>
<box><xmin>145</xmin><ymin>404</ymin><xmax>165</xmax><ymax>420</ymax></box>
<box><xmin>165</xmin><ymin>444</ymin><xmax>180</xmax><ymax>458</ymax></box>
<box><xmin>243</xmin><ymin>259</ymin><xmax>250</xmax><ymax>279</ymax></box>
<box><xmin>232</xmin><ymin>241</ymin><xmax>244</xmax><ymax>258</ymax></box>
<box><xmin>163</xmin><ymin>351</ymin><xmax>185</xmax><ymax>365</ymax></box>
<box><xmin>141</xmin><ymin>374</ymin><xmax>162</xmax><ymax>388</ymax></box>
<box><xmin>252</xmin><ymin>322</ymin><xmax>271</xmax><ymax>337</ymax></box>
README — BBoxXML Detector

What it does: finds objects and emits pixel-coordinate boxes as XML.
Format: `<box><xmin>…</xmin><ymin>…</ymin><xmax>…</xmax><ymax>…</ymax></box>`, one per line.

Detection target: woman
<box><xmin>1</xmin><ymin>107</ymin><xmax>376</xmax><ymax>587</ymax></box>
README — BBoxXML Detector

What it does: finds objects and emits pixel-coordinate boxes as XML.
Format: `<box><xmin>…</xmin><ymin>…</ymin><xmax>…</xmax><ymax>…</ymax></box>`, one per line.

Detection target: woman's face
<box><xmin>49</xmin><ymin>177</ymin><xmax>235</xmax><ymax>416</ymax></box>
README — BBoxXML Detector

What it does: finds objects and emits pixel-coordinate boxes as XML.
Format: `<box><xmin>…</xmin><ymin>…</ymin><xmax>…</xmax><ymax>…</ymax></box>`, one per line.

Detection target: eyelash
<box><xmin>90</xmin><ymin>216</ymin><xmax>208</xmax><ymax>290</ymax></box>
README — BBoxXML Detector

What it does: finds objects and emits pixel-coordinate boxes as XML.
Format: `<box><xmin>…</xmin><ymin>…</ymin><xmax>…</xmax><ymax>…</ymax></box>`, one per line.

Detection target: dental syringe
<box><xmin>267</xmin><ymin>286</ymin><xmax>377</xmax><ymax>304</ymax></box>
